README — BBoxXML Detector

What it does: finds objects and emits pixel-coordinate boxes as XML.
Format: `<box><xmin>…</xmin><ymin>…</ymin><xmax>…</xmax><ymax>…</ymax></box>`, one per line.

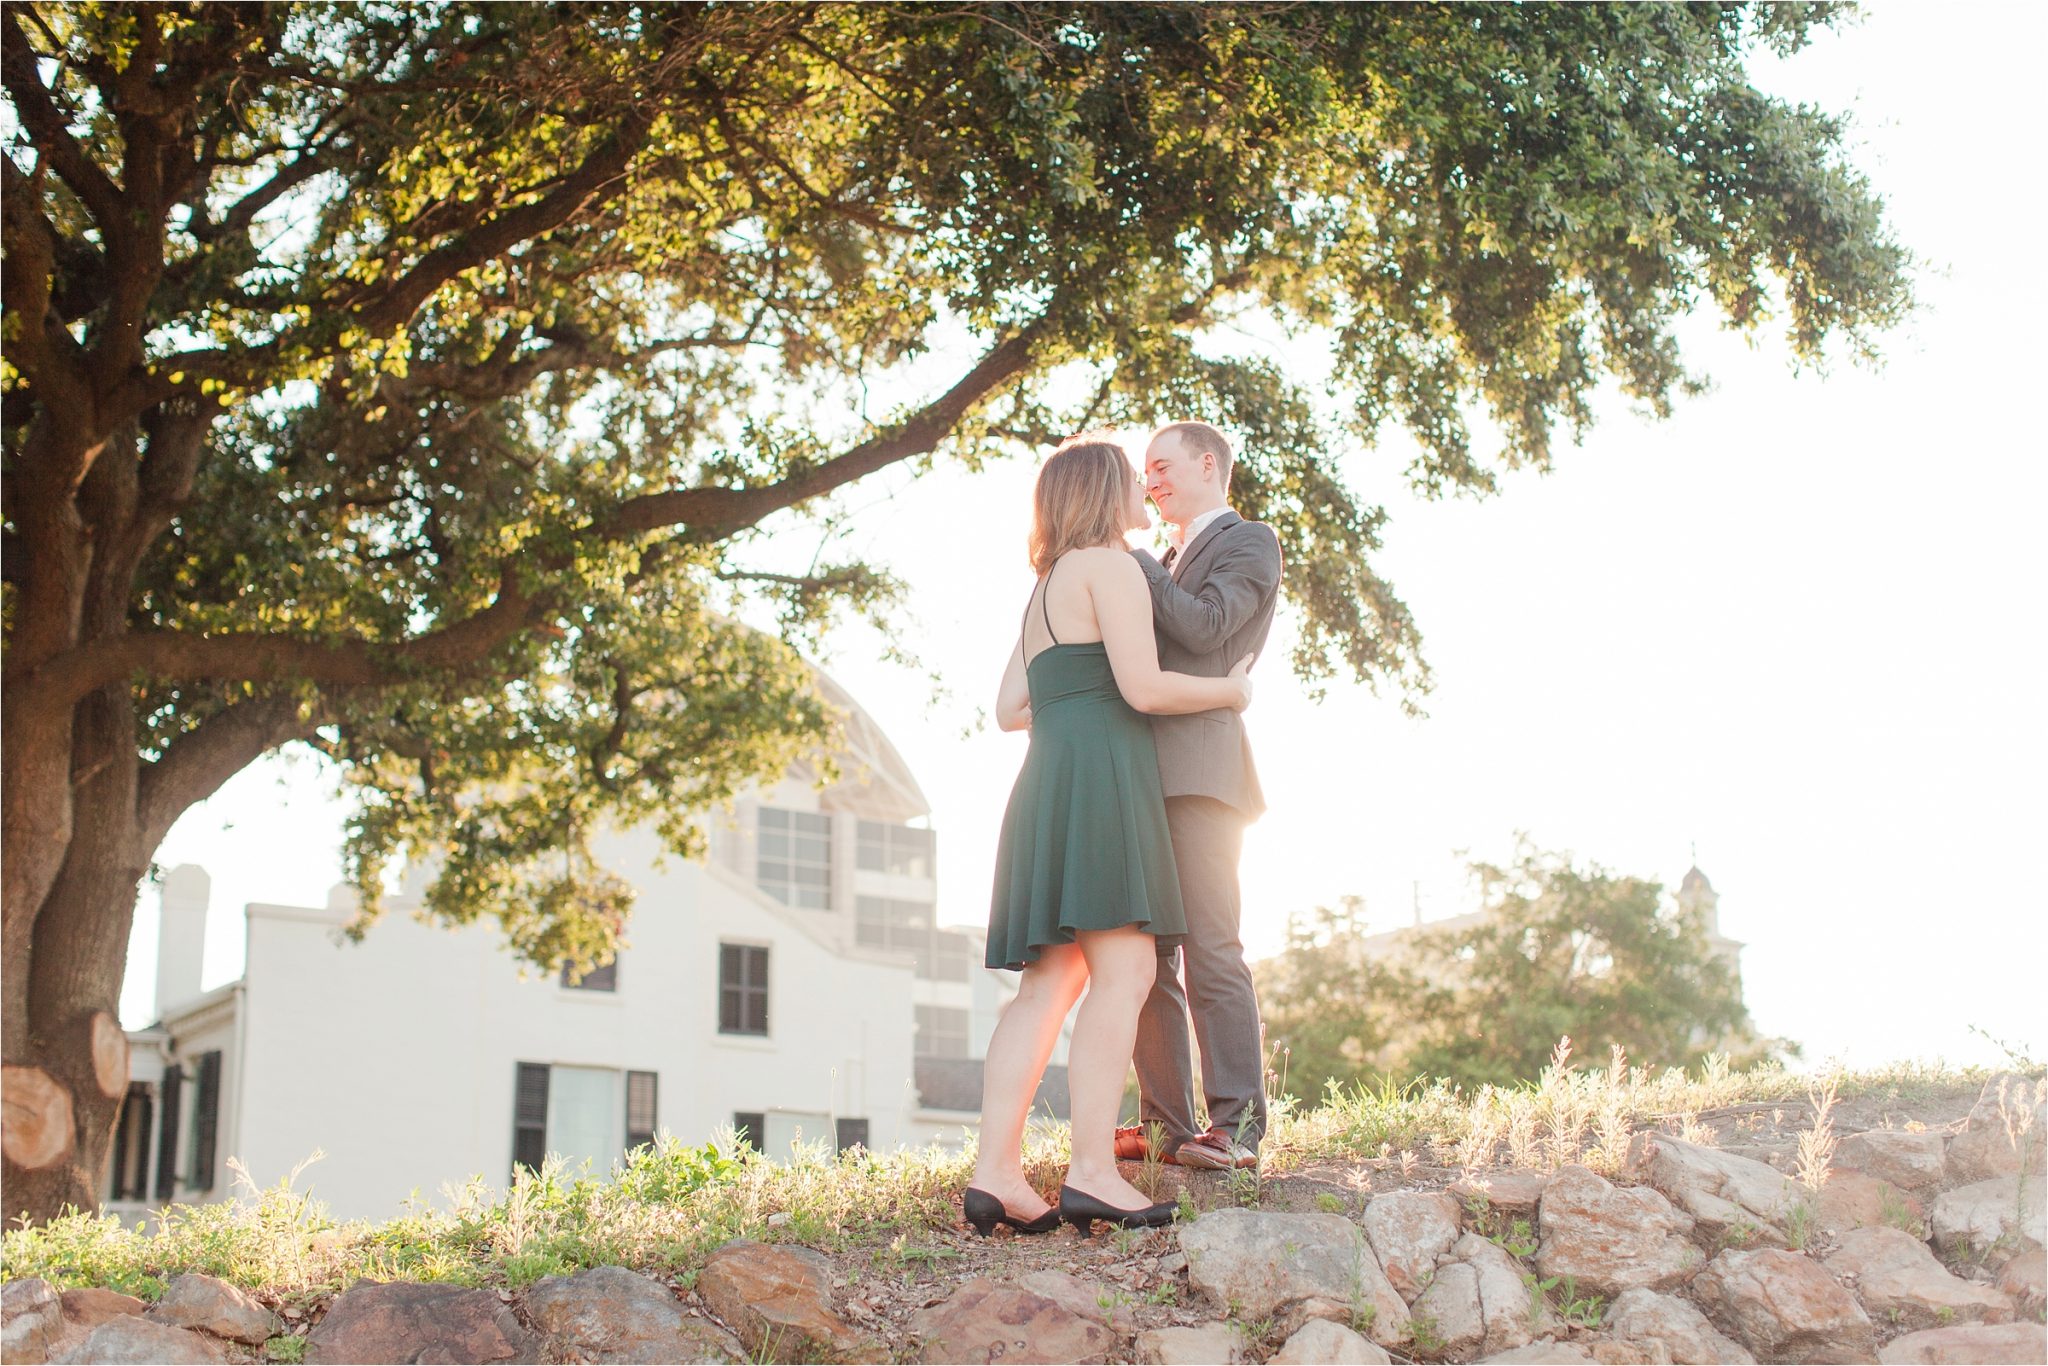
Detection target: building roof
<box><xmin>808</xmin><ymin>663</ymin><xmax>929</xmax><ymax>821</ymax></box>
<box><xmin>1680</xmin><ymin>865</ymin><xmax>1715</xmax><ymax>895</ymax></box>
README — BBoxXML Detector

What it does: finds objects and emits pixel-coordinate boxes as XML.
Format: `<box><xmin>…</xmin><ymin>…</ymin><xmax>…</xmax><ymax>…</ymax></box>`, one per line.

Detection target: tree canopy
<box><xmin>3</xmin><ymin>1</ymin><xmax>1904</xmax><ymax>1220</ymax></box>
<box><xmin>1258</xmin><ymin>846</ymin><xmax>1788</xmax><ymax>1098</ymax></box>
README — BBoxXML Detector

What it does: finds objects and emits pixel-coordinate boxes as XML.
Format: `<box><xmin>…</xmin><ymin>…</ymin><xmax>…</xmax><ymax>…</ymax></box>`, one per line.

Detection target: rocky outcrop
<box><xmin>1536</xmin><ymin>1164</ymin><xmax>1701</xmax><ymax>1297</ymax></box>
<box><xmin>1604</xmin><ymin>1287</ymin><xmax>1756</xmax><ymax>1364</ymax></box>
<box><xmin>1834</xmin><ymin>1131</ymin><xmax>1948</xmax><ymax>1194</ymax></box>
<box><xmin>1875</xmin><ymin>1322</ymin><xmax>2048</xmax><ymax>1364</ymax></box>
<box><xmin>697</xmin><ymin>1240</ymin><xmax>868</xmax><ymax>1363</ymax></box>
<box><xmin>1643</xmin><ymin>1135</ymin><xmax>1803</xmax><ymax>1249</ymax></box>
<box><xmin>306</xmin><ymin>1280</ymin><xmax>542</xmax><ymax>1365</ymax></box>
<box><xmin>51</xmin><ymin>1317</ymin><xmax>226</xmax><ymax>1365</ymax></box>
<box><xmin>1816</xmin><ymin>1170</ymin><xmax>1925</xmax><ymax>1239</ymax></box>
<box><xmin>1945</xmin><ymin>1076</ymin><xmax>2046</xmax><ymax>1185</ymax></box>
<box><xmin>1134</xmin><ymin>1323</ymin><xmax>1244</xmax><ymax>1365</ymax></box>
<box><xmin>1180</xmin><ymin>1208</ymin><xmax>1409</xmax><ymax>1347</ymax></box>
<box><xmin>1693</xmin><ymin>1248</ymin><xmax>1877</xmax><ymax>1364</ymax></box>
<box><xmin>1360</xmin><ymin>1190</ymin><xmax>1461</xmax><ymax>1300</ymax></box>
<box><xmin>523</xmin><ymin>1265</ymin><xmax>733</xmax><ymax>1364</ymax></box>
<box><xmin>1824</xmin><ymin>1226</ymin><xmax>2013</xmax><ymax>1329</ymax></box>
<box><xmin>145</xmin><ymin>1274</ymin><xmax>280</xmax><ymax>1346</ymax></box>
<box><xmin>1268</xmin><ymin>1318</ymin><xmax>1391</xmax><ymax>1364</ymax></box>
<box><xmin>909</xmin><ymin>1275</ymin><xmax>1116</xmax><ymax>1365</ymax></box>
<box><xmin>1929</xmin><ymin>1174</ymin><xmax>2046</xmax><ymax>1268</ymax></box>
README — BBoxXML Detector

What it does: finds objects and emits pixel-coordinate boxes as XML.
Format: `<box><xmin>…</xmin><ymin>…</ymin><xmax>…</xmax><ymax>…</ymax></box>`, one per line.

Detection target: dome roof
<box><xmin>1680</xmin><ymin>865</ymin><xmax>1715</xmax><ymax>894</ymax></box>
<box><xmin>806</xmin><ymin>662</ymin><xmax>930</xmax><ymax>822</ymax></box>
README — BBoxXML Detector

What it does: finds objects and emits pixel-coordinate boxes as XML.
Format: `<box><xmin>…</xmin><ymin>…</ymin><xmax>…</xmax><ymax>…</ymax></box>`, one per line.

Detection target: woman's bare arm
<box><xmin>995</xmin><ymin>636</ymin><xmax>1032</xmax><ymax>731</ymax></box>
<box><xmin>1087</xmin><ymin>551</ymin><xmax>1251</xmax><ymax>715</ymax></box>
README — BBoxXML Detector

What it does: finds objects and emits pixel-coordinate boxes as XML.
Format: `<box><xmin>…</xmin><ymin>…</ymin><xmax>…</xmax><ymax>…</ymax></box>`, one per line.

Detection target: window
<box><xmin>856</xmin><ymin>895</ymin><xmax>935</xmax><ymax>971</ymax></box>
<box><xmin>719</xmin><ymin>943</ymin><xmax>769</xmax><ymax>1035</ymax></box>
<box><xmin>560</xmin><ymin>956</ymin><xmax>618</xmax><ymax>991</ymax></box>
<box><xmin>733</xmin><ymin>1111</ymin><xmax>765</xmax><ymax>1152</ymax></box>
<box><xmin>155</xmin><ymin>1064</ymin><xmax>183</xmax><ymax>1200</ymax></box>
<box><xmin>185</xmin><ymin>1050</ymin><xmax>220</xmax><ymax>1192</ymax></box>
<box><xmin>513</xmin><ymin>1063</ymin><xmax>549</xmax><ymax>1175</ymax></box>
<box><xmin>512</xmin><ymin>1064</ymin><xmax>657</xmax><ymax>1177</ymax></box>
<box><xmin>107</xmin><ymin>1083</ymin><xmax>153</xmax><ymax>1202</ymax></box>
<box><xmin>857</xmin><ymin>821</ymin><xmax>935</xmax><ymax>879</ymax></box>
<box><xmin>915</xmin><ymin>1005</ymin><xmax>971</xmax><ymax>1060</ymax></box>
<box><xmin>932</xmin><ymin>929</ymin><xmax>976</xmax><ymax>983</ymax></box>
<box><xmin>757</xmin><ymin>808</ymin><xmax>831</xmax><ymax>908</ymax></box>
<box><xmin>835</xmin><ymin>1118</ymin><xmax>870</xmax><ymax>1154</ymax></box>
<box><xmin>626</xmin><ymin>1071</ymin><xmax>658</xmax><ymax>1151</ymax></box>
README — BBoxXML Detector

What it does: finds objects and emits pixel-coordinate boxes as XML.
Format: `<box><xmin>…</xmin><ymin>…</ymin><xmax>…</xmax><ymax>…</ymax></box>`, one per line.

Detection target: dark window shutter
<box><xmin>625</xmin><ymin>1071</ymin><xmax>657</xmax><ymax>1152</ymax></box>
<box><xmin>155</xmin><ymin>1065</ymin><xmax>183</xmax><ymax>1199</ymax></box>
<box><xmin>835</xmin><ymin>1118</ymin><xmax>869</xmax><ymax>1154</ymax></box>
<box><xmin>111</xmin><ymin>1084</ymin><xmax>153</xmax><ymax>1202</ymax></box>
<box><xmin>513</xmin><ymin>1063</ymin><xmax>550</xmax><ymax>1176</ymax></box>
<box><xmin>733</xmin><ymin>1111</ymin><xmax>764</xmax><ymax>1152</ymax></box>
<box><xmin>718</xmin><ymin>944</ymin><xmax>742</xmax><ymax>1032</ymax></box>
<box><xmin>191</xmin><ymin>1050</ymin><xmax>222</xmax><ymax>1191</ymax></box>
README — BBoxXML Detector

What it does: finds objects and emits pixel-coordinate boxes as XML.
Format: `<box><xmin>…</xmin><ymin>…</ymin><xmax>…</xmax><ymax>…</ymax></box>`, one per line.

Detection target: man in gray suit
<box><xmin>1118</xmin><ymin>420</ymin><xmax>1284</xmax><ymax>1171</ymax></box>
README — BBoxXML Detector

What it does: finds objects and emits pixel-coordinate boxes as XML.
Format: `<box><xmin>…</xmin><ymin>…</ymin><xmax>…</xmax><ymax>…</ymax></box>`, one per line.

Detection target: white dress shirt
<box><xmin>1168</xmin><ymin>506</ymin><xmax>1231</xmax><ymax>577</ymax></box>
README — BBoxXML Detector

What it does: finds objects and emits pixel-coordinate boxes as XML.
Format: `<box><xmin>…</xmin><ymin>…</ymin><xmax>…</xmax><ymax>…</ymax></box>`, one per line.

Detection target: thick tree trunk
<box><xmin>3</xmin><ymin>683</ymin><xmax>149</xmax><ymax>1228</ymax></box>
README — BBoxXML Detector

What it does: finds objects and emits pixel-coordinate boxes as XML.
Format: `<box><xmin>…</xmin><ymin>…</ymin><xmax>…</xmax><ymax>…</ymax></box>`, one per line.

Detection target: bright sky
<box><xmin>126</xmin><ymin>6</ymin><xmax>2047</xmax><ymax>1072</ymax></box>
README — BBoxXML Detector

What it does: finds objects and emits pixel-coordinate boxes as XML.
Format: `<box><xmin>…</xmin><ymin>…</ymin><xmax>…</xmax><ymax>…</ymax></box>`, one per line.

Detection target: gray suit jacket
<box><xmin>1132</xmin><ymin>509</ymin><xmax>1283</xmax><ymax>819</ymax></box>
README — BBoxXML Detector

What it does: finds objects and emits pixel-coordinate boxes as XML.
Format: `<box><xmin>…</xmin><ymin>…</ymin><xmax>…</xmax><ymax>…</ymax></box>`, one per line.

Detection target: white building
<box><xmin>107</xmin><ymin>669</ymin><xmax>1067</xmax><ymax>1223</ymax></box>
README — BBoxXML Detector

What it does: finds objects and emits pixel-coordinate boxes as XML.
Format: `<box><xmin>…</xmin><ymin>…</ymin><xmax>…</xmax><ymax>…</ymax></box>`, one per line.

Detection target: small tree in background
<box><xmin>1261</xmin><ymin>845</ymin><xmax>1790</xmax><ymax>1099</ymax></box>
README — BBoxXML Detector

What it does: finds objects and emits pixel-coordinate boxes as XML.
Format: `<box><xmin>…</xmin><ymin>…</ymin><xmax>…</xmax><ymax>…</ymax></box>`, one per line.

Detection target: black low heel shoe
<box><xmin>962</xmin><ymin>1187</ymin><xmax>1060</xmax><ymax>1236</ymax></box>
<box><xmin>1057</xmin><ymin>1184</ymin><xmax>1178</xmax><ymax>1236</ymax></box>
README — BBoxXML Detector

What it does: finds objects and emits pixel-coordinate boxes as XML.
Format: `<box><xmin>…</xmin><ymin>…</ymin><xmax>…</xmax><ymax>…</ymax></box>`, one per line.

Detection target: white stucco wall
<box><xmin>228</xmin><ymin>819</ymin><xmax>919</xmax><ymax>1222</ymax></box>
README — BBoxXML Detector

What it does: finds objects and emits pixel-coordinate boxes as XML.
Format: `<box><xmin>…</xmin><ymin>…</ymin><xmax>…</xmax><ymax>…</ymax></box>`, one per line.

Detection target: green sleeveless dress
<box><xmin>986</xmin><ymin>567</ymin><xmax>1187</xmax><ymax>971</ymax></box>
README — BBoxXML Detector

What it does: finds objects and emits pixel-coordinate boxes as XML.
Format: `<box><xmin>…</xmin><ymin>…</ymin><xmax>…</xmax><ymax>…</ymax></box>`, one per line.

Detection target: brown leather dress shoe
<box><xmin>1173</xmin><ymin>1128</ymin><xmax>1259</xmax><ymax>1171</ymax></box>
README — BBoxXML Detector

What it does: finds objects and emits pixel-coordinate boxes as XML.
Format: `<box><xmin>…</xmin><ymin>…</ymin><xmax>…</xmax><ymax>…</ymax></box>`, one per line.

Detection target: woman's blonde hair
<box><xmin>1028</xmin><ymin>437</ymin><xmax>1131</xmax><ymax>575</ymax></box>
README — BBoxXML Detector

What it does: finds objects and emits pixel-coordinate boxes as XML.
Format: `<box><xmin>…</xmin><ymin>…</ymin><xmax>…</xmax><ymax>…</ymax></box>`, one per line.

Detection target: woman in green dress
<box><xmin>965</xmin><ymin>438</ymin><xmax>1253</xmax><ymax>1236</ymax></box>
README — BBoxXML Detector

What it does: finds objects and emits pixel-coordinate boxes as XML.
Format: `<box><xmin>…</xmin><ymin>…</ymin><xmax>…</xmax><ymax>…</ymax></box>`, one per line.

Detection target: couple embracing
<box><xmin>967</xmin><ymin>422</ymin><xmax>1281</xmax><ymax>1237</ymax></box>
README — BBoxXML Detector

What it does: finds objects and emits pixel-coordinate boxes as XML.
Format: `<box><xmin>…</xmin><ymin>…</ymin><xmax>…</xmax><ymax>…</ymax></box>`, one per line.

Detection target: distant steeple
<box><xmin>1678</xmin><ymin>863</ymin><xmax>1719</xmax><ymax>936</ymax></box>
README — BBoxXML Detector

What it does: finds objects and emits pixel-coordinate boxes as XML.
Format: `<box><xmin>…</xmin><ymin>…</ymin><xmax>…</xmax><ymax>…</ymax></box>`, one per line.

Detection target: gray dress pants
<box><xmin>1133</xmin><ymin>795</ymin><xmax>1266</xmax><ymax>1149</ymax></box>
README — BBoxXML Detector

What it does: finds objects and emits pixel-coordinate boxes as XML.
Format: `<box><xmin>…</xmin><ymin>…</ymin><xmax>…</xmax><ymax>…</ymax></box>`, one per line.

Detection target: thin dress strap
<box><xmin>1040</xmin><ymin>557</ymin><xmax>1061</xmax><ymax>645</ymax></box>
<box><xmin>1020</xmin><ymin>559</ymin><xmax>1062</xmax><ymax>662</ymax></box>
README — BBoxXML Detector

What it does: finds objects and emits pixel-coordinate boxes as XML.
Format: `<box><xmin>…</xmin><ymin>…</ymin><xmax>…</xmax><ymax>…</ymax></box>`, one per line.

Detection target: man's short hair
<box><xmin>1157</xmin><ymin>421</ymin><xmax>1234</xmax><ymax>490</ymax></box>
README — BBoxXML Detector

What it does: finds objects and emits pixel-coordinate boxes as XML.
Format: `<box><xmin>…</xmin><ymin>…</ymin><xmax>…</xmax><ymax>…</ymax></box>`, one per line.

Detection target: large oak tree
<box><xmin>2</xmin><ymin>2</ymin><xmax>1906</xmax><ymax>1224</ymax></box>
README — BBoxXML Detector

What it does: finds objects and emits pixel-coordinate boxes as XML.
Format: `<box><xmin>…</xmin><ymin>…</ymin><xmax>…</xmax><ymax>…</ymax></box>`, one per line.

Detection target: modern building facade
<box><xmin>108</xmin><ymin>669</ymin><xmax>1062</xmax><ymax>1223</ymax></box>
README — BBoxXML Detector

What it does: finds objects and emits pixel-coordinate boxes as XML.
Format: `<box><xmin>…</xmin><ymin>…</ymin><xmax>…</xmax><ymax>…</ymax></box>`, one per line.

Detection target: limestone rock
<box><xmin>1876</xmin><ymin>1322</ymin><xmax>2048</xmax><ymax>1364</ymax></box>
<box><xmin>908</xmin><ymin>1277</ymin><xmax>1114</xmax><ymax>1365</ymax></box>
<box><xmin>3</xmin><ymin>1278</ymin><xmax>63</xmax><ymax>1365</ymax></box>
<box><xmin>1604</xmin><ymin>1287</ymin><xmax>1756</xmax><ymax>1365</ymax></box>
<box><xmin>1361</xmin><ymin>1190</ymin><xmax>1462</xmax><ymax>1301</ymax></box>
<box><xmin>1014</xmin><ymin>1271</ymin><xmax>1133</xmax><ymax>1335</ymax></box>
<box><xmin>1478</xmin><ymin>1339</ymin><xmax>1597</xmax><ymax>1364</ymax></box>
<box><xmin>1816</xmin><ymin>1170</ymin><xmax>1925</xmax><ymax>1239</ymax></box>
<box><xmin>56</xmin><ymin>1288</ymin><xmax>144</xmax><ymax>1331</ymax></box>
<box><xmin>52</xmin><ymin>1317</ymin><xmax>226</xmax><ymax>1365</ymax></box>
<box><xmin>1449</xmin><ymin>1232</ymin><xmax>1542</xmax><ymax>1357</ymax></box>
<box><xmin>1587</xmin><ymin>1342</ymin><xmax>1676</xmax><ymax>1365</ymax></box>
<box><xmin>1642</xmin><ymin>1135</ymin><xmax>1802</xmax><ymax>1249</ymax></box>
<box><xmin>1994</xmin><ymin>1247</ymin><xmax>2045</xmax><ymax>1315</ymax></box>
<box><xmin>147</xmin><ymin>1273</ymin><xmax>280</xmax><ymax>1345</ymax></box>
<box><xmin>1535</xmin><ymin>1165</ymin><xmax>1701</xmax><ymax>1298</ymax></box>
<box><xmin>1930</xmin><ymin>1175</ymin><xmax>2046</xmax><ymax>1267</ymax></box>
<box><xmin>1134</xmin><ymin>1323</ymin><xmax>1243</xmax><ymax>1365</ymax></box>
<box><xmin>697</xmin><ymin>1240</ymin><xmax>866</xmax><ymax>1363</ymax></box>
<box><xmin>1834</xmin><ymin>1130</ymin><xmax>1948</xmax><ymax>1194</ymax></box>
<box><xmin>1411</xmin><ymin>1261</ymin><xmax>1485</xmax><ymax>1358</ymax></box>
<box><xmin>306</xmin><ymin>1280</ymin><xmax>542</xmax><ymax>1365</ymax></box>
<box><xmin>522</xmin><ymin>1265</ymin><xmax>730</xmax><ymax>1364</ymax></box>
<box><xmin>1268</xmin><ymin>1318</ymin><xmax>1391</xmax><ymax>1364</ymax></box>
<box><xmin>1825</xmin><ymin>1226</ymin><xmax>2012</xmax><ymax>1329</ymax></box>
<box><xmin>1179</xmin><ymin>1209</ymin><xmax>1409</xmax><ymax>1348</ymax></box>
<box><xmin>1692</xmin><ymin>1248</ymin><xmax>1876</xmax><ymax>1364</ymax></box>
<box><xmin>1945</xmin><ymin>1076</ymin><xmax>2047</xmax><ymax>1185</ymax></box>
<box><xmin>1450</xmin><ymin>1170</ymin><xmax>1549</xmax><ymax>1225</ymax></box>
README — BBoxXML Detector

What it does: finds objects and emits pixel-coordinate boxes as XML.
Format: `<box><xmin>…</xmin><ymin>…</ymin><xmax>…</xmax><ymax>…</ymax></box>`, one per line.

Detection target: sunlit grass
<box><xmin>0</xmin><ymin>1057</ymin><xmax>2015</xmax><ymax>1300</ymax></box>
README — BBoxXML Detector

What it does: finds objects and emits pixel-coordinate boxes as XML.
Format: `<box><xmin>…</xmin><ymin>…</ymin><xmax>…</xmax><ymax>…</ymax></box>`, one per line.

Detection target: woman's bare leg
<box><xmin>1064</xmin><ymin>927</ymin><xmax>1159</xmax><ymax>1208</ymax></box>
<box><xmin>971</xmin><ymin>943</ymin><xmax>1087</xmax><ymax>1216</ymax></box>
